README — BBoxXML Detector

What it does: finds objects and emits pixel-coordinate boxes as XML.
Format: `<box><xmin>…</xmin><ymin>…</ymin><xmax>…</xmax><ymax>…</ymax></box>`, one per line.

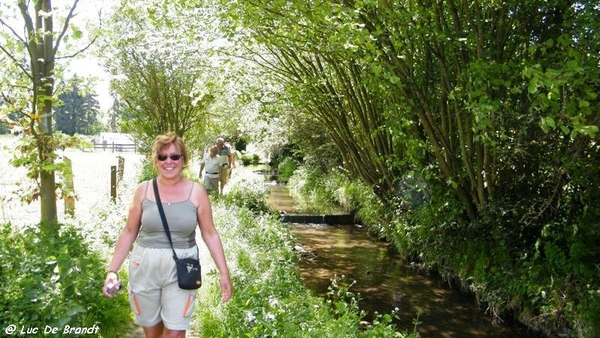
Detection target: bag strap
<box><xmin>152</xmin><ymin>178</ymin><xmax>179</xmax><ymax>262</ymax></box>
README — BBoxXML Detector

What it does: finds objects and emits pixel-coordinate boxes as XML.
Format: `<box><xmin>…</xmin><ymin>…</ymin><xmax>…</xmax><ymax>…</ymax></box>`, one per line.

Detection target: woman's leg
<box><xmin>142</xmin><ymin>322</ymin><xmax>164</xmax><ymax>338</ymax></box>
<box><xmin>163</xmin><ymin>328</ymin><xmax>186</xmax><ymax>338</ymax></box>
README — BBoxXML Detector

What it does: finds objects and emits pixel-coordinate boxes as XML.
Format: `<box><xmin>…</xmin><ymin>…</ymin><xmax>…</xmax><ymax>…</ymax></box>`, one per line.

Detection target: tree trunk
<box><xmin>20</xmin><ymin>0</ymin><xmax>60</xmax><ymax>223</ymax></box>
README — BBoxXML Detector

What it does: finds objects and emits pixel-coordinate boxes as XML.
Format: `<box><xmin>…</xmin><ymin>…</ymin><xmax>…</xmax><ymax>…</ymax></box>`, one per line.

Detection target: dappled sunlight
<box><xmin>290</xmin><ymin>223</ymin><xmax>533</xmax><ymax>338</ymax></box>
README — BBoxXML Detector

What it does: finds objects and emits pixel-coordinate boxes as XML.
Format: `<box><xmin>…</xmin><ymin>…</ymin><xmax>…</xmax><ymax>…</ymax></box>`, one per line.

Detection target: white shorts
<box><xmin>128</xmin><ymin>245</ymin><xmax>199</xmax><ymax>330</ymax></box>
<box><xmin>204</xmin><ymin>176</ymin><xmax>219</xmax><ymax>192</ymax></box>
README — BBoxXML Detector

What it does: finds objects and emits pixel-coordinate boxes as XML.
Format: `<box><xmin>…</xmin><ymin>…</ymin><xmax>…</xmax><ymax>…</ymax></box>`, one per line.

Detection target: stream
<box><xmin>266</xmin><ymin>182</ymin><xmax>541</xmax><ymax>338</ymax></box>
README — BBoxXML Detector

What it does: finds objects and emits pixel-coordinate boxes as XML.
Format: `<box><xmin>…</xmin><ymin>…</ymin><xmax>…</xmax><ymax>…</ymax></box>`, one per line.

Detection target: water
<box><xmin>289</xmin><ymin>223</ymin><xmax>541</xmax><ymax>338</ymax></box>
<box><xmin>264</xmin><ymin>181</ymin><xmax>541</xmax><ymax>337</ymax></box>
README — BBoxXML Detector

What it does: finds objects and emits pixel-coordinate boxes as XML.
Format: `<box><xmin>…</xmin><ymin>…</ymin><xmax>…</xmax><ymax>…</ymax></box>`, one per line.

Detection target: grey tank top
<box><xmin>137</xmin><ymin>181</ymin><xmax>198</xmax><ymax>249</ymax></box>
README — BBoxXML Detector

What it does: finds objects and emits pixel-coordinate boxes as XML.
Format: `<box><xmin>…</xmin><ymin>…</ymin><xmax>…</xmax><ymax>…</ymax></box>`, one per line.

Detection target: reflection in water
<box><xmin>289</xmin><ymin>224</ymin><xmax>540</xmax><ymax>338</ymax></box>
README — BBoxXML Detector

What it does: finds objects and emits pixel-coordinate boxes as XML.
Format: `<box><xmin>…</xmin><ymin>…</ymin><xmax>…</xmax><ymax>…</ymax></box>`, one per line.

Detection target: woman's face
<box><xmin>156</xmin><ymin>143</ymin><xmax>184</xmax><ymax>179</ymax></box>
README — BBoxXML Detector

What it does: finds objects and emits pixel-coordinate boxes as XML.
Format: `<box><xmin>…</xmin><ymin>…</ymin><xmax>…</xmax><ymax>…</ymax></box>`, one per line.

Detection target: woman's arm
<box><xmin>194</xmin><ymin>182</ymin><xmax>232</xmax><ymax>302</ymax></box>
<box><xmin>102</xmin><ymin>182</ymin><xmax>145</xmax><ymax>297</ymax></box>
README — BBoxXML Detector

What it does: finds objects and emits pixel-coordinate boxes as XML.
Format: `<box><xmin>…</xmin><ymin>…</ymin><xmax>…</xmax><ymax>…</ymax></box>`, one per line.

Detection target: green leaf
<box><xmin>66</xmin><ymin>305</ymin><xmax>86</xmax><ymax>316</ymax></box>
<box><xmin>72</xmin><ymin>27</ymin><xmax>83</xmax><ymax>39</ymax></box>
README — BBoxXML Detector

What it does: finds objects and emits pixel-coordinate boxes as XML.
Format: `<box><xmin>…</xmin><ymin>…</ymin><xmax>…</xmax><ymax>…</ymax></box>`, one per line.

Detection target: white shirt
<box><xmin>203</xmin><ymin>154</ymin><xmax>221</xmax><ymax>178</ymax></box>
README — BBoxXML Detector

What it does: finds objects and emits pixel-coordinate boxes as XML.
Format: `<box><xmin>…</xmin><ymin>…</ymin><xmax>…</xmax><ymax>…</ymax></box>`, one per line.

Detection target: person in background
<box><xmin>216</xmin><ymin>137</ymin><xmax>234</xmax><ymax>194</ymax></box>
<box><xmin>103</xmin><ymin>132</ymin><xmax>232</xmax><ymax>338</ymax></box>
<box><xmin>199</xmin><ymin>145</ymin><xmax>222</xmax><ymax>196</ymax></box>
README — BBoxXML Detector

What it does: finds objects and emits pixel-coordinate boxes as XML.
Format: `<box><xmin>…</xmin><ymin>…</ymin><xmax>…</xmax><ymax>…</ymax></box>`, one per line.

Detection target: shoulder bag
<box><xmin>152</xmin><ymin>178</ymin><xmax>202</xmax><ymax>289</ymax></box>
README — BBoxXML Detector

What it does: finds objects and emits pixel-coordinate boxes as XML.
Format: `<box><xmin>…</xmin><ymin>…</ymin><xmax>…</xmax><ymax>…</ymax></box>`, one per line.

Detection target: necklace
<box><xmin>158</xmin><ymin>177</ymin><xmax>183</xmax><ymax>206</ymax></box>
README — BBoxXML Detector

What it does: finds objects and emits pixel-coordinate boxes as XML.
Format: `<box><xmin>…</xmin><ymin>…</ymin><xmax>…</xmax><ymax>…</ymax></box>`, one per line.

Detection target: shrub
<box><xmin>0</xmin><ymin>222</ymin><xmax>132</xmax><ymax>337</ymax></box>
<box><xmin>239</xmin><ymin>154</ymin><xmax>261</xmax><ymax>166</ymax></box>
<box><xmin>240</xmin><ymin>154</ymin><xmax>252</xmax><ymax>166</ymax></box>
<box><xmin>222</xmin><ymin>167</ymin><xmax>270</xmax><ymax>213</ymax></box>
<box><xmin>277</xmin><ymin>157</ymin><xmax>297</xmax><ymax>182</ymax></box>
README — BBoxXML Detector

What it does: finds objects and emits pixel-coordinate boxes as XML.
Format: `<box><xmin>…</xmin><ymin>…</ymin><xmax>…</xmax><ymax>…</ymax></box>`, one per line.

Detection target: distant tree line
<box><xmin>54</xmin><ymin>81</ymin><xmax>102</xmax><ymax>136</ymax></box>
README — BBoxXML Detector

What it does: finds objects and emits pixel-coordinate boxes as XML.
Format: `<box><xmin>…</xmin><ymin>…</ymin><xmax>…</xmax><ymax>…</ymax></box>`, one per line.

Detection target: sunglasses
<box><xmin>157</xmin><ymin>153</ymin><xmax>183</xmax><ymax>161</ymax></box>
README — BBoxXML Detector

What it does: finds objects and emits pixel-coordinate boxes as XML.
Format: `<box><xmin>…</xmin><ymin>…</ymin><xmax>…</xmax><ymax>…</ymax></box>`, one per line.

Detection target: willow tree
<box><xmin>108</xmin><ymin>48</ymin><xmax>215</xmax><ymax>150</ymax></box>
<box><xmin>211</xmin><ymin>1</ymin><xmax>412</xmax><ymax>199</ymax></box>
<box><xmin>214</xmin><ymin>0</ymin><xmax>599</xmax><ymax>221</ymax></box>
<box><xmin>98</xmin><ymin>0</ymin><xmax>234</xmax><ymax>151</ymax></box>
<box><xmin>254</xmin><ymin>46</ymin><xmax>405</xmax><ymax>196</ymax></box>
<box><xmin>348</xmin><ymin>1</ymin><xmax>599</xmax><ymax>223</ymax></box>
<box><xmin>210</xmin><ymin>2</ymin><xmax>600</xmax><ymax>334</ymax></box>
<box><xmin>0</xmin><ymin>0</ymin><xmax>95</xmax><ymax>225</ymax></box>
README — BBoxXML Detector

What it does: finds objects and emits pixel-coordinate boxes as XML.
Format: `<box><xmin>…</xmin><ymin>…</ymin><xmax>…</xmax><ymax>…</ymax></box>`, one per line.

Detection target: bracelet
<box><xmin>107</xmin><ymin>270</ymin><xmax>119</xmax><ymax>278</ymax></box>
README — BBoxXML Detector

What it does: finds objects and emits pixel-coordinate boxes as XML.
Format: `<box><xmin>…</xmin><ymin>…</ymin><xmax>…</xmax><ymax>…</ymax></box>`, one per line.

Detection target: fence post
<box><xmin>111</xmin><ymin>165</ymin><xmax>117</xmax><ymax>202</ymax></box>
<box><xmin>64</xmin><ymin>156</ymin><xmax>75</xmax><ymax>217</ymax></box>
<box><xmin>117</xmin><ymin>156</ymin><xmax>125</xmax><ymax>182</ymax></box>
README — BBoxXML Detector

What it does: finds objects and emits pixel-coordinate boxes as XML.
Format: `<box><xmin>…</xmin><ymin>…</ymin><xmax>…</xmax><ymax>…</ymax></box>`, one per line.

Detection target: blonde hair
<box><xmin>151</xmin><ymin>132</ymin><xmax>189</xmax><ymax>167</ymax></box>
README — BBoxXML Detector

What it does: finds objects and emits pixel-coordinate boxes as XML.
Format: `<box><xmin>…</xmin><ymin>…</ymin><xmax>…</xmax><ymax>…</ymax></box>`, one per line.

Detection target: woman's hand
<box><xmin>220</xmin><ymin>274</ymin><xmax>233</xmax><ymax>302</ymax></box>
<box><xmin>102</xmin><ymin>271</ymin><xmax>121</xmax><ymax>298</ymax></box>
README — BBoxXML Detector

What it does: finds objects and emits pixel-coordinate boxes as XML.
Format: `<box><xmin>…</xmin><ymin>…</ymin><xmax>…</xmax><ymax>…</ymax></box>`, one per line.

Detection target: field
<box><xmin>0</xmin><ymin>135</ymin><xmax>145</xmax><ymax>228</ymax></box>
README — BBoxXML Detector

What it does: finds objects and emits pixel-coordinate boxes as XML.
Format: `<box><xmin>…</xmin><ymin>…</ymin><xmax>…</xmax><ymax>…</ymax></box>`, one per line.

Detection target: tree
<box><xmin>213</xmin><ymin>1</ymin><xmax>413</xmax><ymax>197</ymax></box>
<box><xmin>211</xmin><ymin>1</ymin><xmax>600</xmax><ymax>334</ymax></box>
<box><xmin>54</xmin><ymin>79</ymin><xmax>101</xmax><ymax>135</ymax></box>
<box><xmin>98</xmin><ymin>0</ymin><xmax>292</xmax><ymax>156</ymax></box>
<box><xmin>98</xmin><ymin>0</ymin><xmax>226</xmax><ymax>151</ymax></box>
<box><xmin>213</xmin><ymin>0</ymin><xmax>599</xmax><ymax>218</ymax></box>
<box><xmin>106</xmin><ymin>96</ymin><xmax>129</xmax><ymax>133</ymax></box>
<box><xmin>0</xmin><ymin>1</ymin><xmax>100</xmax><ymax>224</ymax></box>
<box><xmin>110</xmin><ymin>49</ymin><xmax>214</xmax><ymax>150</ymax></box>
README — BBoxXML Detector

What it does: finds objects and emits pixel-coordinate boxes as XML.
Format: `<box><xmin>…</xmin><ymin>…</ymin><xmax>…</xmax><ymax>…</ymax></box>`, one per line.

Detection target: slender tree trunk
<box><xmin>21</xmin><ymin>0</ymin><xmax>59</xmax><ymax>223</ymax></box>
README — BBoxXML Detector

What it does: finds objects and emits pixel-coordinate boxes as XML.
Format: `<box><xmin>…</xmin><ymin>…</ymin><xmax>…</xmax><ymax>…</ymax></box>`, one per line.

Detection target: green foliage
<box><xmin>0</xmin><ymin>222</ymin><xmax>132</xmax><ymax>337</ymax></box>
<box><xmin>137</xmin><ymin>158</ymin><xmax>158</xmax><ymax>183</ymax></box>
<box><xmin>276</xmin><ymin>157</ymin><xmax>297</xmax><ymax>182</ymax></box>
<box><xmin>285</xmin><ymin>161</ymin><xmax>600</xmax><ymax>336</ymax></box>
<box><xmin>287</xmin><ymin>166</ymin><xmax>354</xmax><ymax>215</ymax></box>
<box><xmin>99</xmin><ymin>0</ymin><xmax>224</xmax><ymax>152</ymax></box>
<box><xmin>8</xmin><ymin>133</ymin><xmax>90</xmax><ymax>205</ymax></box>
<box><xmin>252</xmin><ymin>154</ymin><xmax>260</xmax><ymax>165</ymax></box>
<box><xmin>0</xmin><ymin>0</ymin><xmax>95</xmax><ymax>222</ymax></box>
<box><xmin>54</xmin><ymin>80</ymin><xmax>102</xmax><ymax>136</ymax></box>
<box><xmin>240</xmin><ymin>154</ymin><xmax>252</xmax><ymax>166</ymax></box>
<box><xmin>221</xmin><ymin>167</ymin><xmax>270</xmax><ymax>213</ymax></box>
<box><xmin>240</xmin><ymin>154</ymin><xmax>261</xmax><ymax>166</ymax></box>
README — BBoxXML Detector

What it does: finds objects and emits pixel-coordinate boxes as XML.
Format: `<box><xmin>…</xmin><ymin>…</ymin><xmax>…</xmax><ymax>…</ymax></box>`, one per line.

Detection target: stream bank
<box><xmin>266</xmin><ymin>182</ymin><xmax>542</xmax><ymax>337</ymax></box>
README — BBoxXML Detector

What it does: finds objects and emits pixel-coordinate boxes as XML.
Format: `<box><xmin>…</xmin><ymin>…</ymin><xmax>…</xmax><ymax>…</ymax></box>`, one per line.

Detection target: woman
<box><xmin>103</xmin><ymin>133</ymin><xmax>232</xmax><ymax>338</ymax></box>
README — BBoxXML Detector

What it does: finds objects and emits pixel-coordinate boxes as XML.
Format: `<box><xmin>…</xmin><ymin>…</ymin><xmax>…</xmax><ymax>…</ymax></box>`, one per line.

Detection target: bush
<box><xmin>287</xmin><ymin>167</ymin><xmax>355</xmax><ymax>214</ymax></box>
<box><xmin>277</xmin><ymin>157</ymin><xmax>297</xmax><ymax>182</ymax></box>
<box><xmin>0</xmin><ymin>222</ymin><xmax>132</xmax><ymax>337</ymax></box>
<box><xmin>240</xmin><ymin>154</ymin><xmax>261</xmax><ymax>166</ymax></box>
<box><xmin>222</xmin><ymin>167</ymin><xmax>270</xmax><ymax>213</ymax></box>
<box><xmin>240</xmin><ymin>154</ymin><xmax>252</xmax><ymax>166</ymax></box>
